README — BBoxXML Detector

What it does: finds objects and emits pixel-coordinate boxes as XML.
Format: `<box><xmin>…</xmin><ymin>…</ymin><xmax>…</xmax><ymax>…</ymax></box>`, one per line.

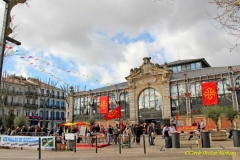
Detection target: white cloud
<box><xmin>1</xmin><ymin>0</ymin><xmax>240</xmax><ymax>89</ymax></box>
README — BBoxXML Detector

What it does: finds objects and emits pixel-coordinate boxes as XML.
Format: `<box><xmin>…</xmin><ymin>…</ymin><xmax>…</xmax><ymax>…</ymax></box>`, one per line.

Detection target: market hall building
<box><xmin>66</xmin><ymin>57</ymin><xmax>240</xmax><ymax>135</ymax></box>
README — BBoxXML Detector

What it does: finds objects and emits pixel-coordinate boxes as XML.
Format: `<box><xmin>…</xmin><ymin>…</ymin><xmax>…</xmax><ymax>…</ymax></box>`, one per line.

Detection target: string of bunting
<box><xmin>4</xmin><ymin>45</ymin><xmax>240</xmax><ymax>95</ymax></box>
<box><xmin>8</xmin><ymin>47</ymin><xmax>117</xmax><ymax>87</ymax></box>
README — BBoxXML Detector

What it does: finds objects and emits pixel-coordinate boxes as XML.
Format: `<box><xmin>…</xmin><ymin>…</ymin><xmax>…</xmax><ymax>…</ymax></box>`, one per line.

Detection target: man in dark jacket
<box><xmin>136</xmin><ymin>124</ymin><xmax>143</xmax><ymax>145</ymax></box>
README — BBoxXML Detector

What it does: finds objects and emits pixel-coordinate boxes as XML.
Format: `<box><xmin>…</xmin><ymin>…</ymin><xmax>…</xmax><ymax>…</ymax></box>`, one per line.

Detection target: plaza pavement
<box><xmin>0</xmin><ymin>135</ymin><xmax>239</xmax><ymax>160</ymax></box>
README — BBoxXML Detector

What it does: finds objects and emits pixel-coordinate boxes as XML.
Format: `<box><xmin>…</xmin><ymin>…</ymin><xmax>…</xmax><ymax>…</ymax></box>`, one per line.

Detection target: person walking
<box><xmin>107</xmin><ymin>125</ymin><xmax>113</xmax><ymax>145</ymax></box>
<box><xmin>123</xmin><ymin>124</ymin><xmax>132</xmax><ymax>147</ymax></box>
<box><xmin>148</xmin><ymin>123</ymin><xmax>154</xmax><ymax>146</ymax></box>
<box><xmin>197</xmin><ymin>121</ymin><xmax>200</xmax><ymax>132</ymax></box>
<box><xmin>136</xmin><ymin>124</ymin><xmax>143</xmax><ymax>145</ymax></box>
<box><xmin>113</xmin><ymin>123</ymin><xmax>120</xmax><ymax>145</ymax></box>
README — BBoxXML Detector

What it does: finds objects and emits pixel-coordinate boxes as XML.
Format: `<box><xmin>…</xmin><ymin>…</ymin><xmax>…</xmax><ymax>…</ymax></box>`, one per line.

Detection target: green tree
<box><xmin>14</xmin><ymin>116</ymin><xmax>29</xmax><ymax>128</ymax></box>
<box><xmin>224</xmin><ymin>107</ymin><xmax>238</xmax><ymax>127</ymax></box>
<box><xmin>87</xmin><ymin>117</ymin><xmax>95</xmax><ymax>126</ymax></box>
<box><xmin>201</xmin><ymin>106</ymin><xmax>225</xmax><ymax>132</ymax></box>
<box><xmin>5</xmin><ymin>108</ymin><xmax>15</xmax><ymax>130</ymax></box>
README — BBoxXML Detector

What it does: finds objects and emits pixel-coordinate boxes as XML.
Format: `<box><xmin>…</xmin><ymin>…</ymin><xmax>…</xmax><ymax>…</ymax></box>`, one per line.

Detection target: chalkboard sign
<box><xmin>80</xmin><ymin>126</ymin><xmax>87</xmax><ymax>136</ymax></box>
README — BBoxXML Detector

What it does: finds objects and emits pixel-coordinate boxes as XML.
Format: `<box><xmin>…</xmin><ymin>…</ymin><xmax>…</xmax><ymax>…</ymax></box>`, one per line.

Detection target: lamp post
<box><xmin>227</xmin><ymin>66</ymin><xmax>239</xmax><ymax>111</ymax></box>
<box><xmin>88</xmin><ymin>89</ymin><xmax>94</xmax><ymax>118</ymax></box>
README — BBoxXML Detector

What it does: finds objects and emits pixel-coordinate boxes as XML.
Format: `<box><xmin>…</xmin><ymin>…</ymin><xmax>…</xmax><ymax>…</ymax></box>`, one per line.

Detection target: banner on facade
<box><xmin>0</xmin><ymin>136</ymin><xmax>55</xmax><ymax>148</ymax></box>
<box><xmin>201</xmin><ymin>81</ymin><xmax>218</xmax><ymax>106</ymax></box>
<box><xmin>99</xmin><ymin>96</ymin><xmax>109</xmax><ymax>114</ymax></box>
<box><xmin>104</xmin><ymin>106</ymin><xmax>121</xmax><ymax>121</ymax></box>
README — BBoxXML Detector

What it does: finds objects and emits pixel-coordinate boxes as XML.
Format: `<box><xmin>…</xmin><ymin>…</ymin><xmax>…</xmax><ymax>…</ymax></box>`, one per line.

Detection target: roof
<box><xmin>170</xmin><ymin>65</ymin><xmax>240</xmax><ymax>81</ymax></box>
<box><xmin>161</xmin><ymin>58</ymin><xmax>211</xmax><ymax>67</ymax></box>
<box><xmin>84</xmin><ymin>65</ymin><xmax>240</xmax><ymax>93</ymax></box>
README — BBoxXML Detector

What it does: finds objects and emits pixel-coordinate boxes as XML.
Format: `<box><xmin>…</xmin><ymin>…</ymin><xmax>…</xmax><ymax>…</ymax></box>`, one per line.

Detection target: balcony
<box><xmin>25</xmin><ymin>103</ymin><xmax>37</xmax><ymax>108</ymax></box>
<box><xmin>4</xmin><ymin>102</ymin><xmax>22</xmax><ymax>106</ymax></box>
<box><xmin>39</xmin><ymin>117</ymin><xmax>65</xmax><ymax>121</ymax></box>
<box><xmin>25</xmin><ymin>92</ymin><xmax>38</xmax><ymax>96</ymax></box>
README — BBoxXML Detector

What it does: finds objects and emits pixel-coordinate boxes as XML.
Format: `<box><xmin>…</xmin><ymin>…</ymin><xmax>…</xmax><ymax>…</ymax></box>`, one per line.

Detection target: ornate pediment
<box><xmin>126</xmin><ymin>57</ymin><xmax>172</xmax><ymax>88</ymax></box>
<box><xmin>136</xmin><ymin>77</ymin><xmax>158</xmax><ymax>85</ymax></box>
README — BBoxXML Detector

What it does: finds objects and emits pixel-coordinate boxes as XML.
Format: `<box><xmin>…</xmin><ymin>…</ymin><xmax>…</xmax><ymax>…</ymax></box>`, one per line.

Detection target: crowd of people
<box><xmin>0</xmin><ymin>120</ymin><xmax>213</xmax><ymax>149</ymax></box>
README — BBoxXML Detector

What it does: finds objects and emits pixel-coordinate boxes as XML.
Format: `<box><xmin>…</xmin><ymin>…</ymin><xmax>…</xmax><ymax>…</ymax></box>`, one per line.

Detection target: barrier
<box><xmin>0</xmin><ymin>135</ymin><xmax>55</xmax><ymax>160</ymax></box>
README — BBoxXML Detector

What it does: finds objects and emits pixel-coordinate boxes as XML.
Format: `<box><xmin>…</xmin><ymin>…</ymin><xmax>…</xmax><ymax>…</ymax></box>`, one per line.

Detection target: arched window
<box><xmin>138</xmin><ymin>88</ymin><xmax>162</xmax><ymax>119</ymax></box>
<box><xmin>236</xmin><ymin>76</ymin><xmax>240</xmax><ymax>86</ymax></box>
<box><xmin>93</xmin><ymin>96</ymin><xmax>99</xmax><ymax>115</ymax></box>
<box><xmin>217</xmin><ymin>78</ymin><xmax>232</xmax><ymax>104</ymax></box>
<box><xmin>109</xmin><ymin>93</ymin><xmax>116</xmax><ymax>111</ymax></box>
<box><xmin>120</xmin><ymin>92</ymin><xmax>129</xmax><ymax>119</ymax></box>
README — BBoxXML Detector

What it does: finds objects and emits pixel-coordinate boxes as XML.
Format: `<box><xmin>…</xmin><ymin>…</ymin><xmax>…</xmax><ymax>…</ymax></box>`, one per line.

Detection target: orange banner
<box><xmin>201</xmin><ymin>82</ymin><xmax>218</xmax><ymax>106</ymax></box>
<box><xmin>99</xmin><ymin>96</ymin><xmax>109</xmax><ymax>114</ymax></box>
<box><xmin>177</xmin><ymin>125</ymin><xmax>212</xmax><ymax>131</ymax></box>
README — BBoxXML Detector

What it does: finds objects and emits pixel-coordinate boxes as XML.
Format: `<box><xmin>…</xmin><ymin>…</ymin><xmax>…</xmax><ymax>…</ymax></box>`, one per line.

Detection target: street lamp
<box><xmin>226</xmin><ymin>66</ymin><xmax>239</xmax><ymax>111</ymax></box>
<box><xmin>88</xmin><ymin>89</ymin><xmax>94</xmax><ymax>118</ymax></box>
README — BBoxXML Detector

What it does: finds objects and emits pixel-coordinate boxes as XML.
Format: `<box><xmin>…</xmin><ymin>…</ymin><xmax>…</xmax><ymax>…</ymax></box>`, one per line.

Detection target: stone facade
<box><xmin>125</xmin><ymin>57</ymin><xmax>172</xmax><ymax>124</ymax></box>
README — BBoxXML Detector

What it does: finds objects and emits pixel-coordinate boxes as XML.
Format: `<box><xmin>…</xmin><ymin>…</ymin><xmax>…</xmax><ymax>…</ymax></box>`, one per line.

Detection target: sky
<box><xmin>0</xmin><ymin>0</ymin><xmax>240</xmax><ymax>91</ymax></box>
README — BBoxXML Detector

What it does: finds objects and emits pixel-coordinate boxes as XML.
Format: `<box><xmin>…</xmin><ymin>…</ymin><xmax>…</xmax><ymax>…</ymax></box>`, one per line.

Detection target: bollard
<box><xmin>21</xmin><ymin>147</ymin><xmax>23</xmax><ymax>150</ymax></box>
<box><xmin>95</xmin><ymin>135</ymin><xmax>97</xmax><ymax>153</ymax></box>
<box><xmin>74</xmin><ymin>135</ymin><xmax>76</xmax><ymax>153</ymax></box>
<box><xmin>143</xmin><ymin>134</ymin><xmax>146</xmax><ymax>154</ymax></box>
<box><xmin>55</xmin><ymin>136</ymin><xmax>57</xmax><ymax>152</ymax></box>
<box><xmin>38</xmin><ymin>137</ymin><xmax>41</xmax><ymax>160</ymax></box>
<box><xmin>119</xmin><ymin>134</ymin><xmax>121</xmax><ymax>154</ymax></box>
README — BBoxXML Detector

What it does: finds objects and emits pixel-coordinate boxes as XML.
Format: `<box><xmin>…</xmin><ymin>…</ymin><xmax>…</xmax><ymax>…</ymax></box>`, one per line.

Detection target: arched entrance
<box><xmin>138</xmin><ymin>88</ymin><xmax>168</xmax><ymax>134</ymax></box>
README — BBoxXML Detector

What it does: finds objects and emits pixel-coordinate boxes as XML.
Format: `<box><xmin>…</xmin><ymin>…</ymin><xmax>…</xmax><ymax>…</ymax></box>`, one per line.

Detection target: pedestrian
<box><xmin>197</xmin><ymin>121</ymin><xmax>200</xmax><ymax>132</ymax></box>
<box><xmin>148</xmin><ymin>123</ymin><xmax>154</xmax><ymax>146</ymax></box>
<box><xmin>136</xmin><ymin>124</ymin><xmax>143</xmax><ymax>145</ymax></box>
<box><xmin>200</xmin><ymin>120</ymin><xmax>205</xmax><ymax>131</ymax></box>
<box><xmin>107</xmin><ymin>125</ymin><xmax>113</xmax><ymax>145</ymax></box>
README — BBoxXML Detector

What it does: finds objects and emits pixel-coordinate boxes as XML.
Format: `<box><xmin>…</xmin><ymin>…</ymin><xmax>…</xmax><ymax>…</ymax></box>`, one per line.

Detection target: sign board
<box><xmin>0</xmin><ymin>136</ymin><xmax>55</xmax><ymax>148</ymax></box>
<box><xmin>41</xmin><ymin>136</ymin><xmax>55</xmax><ymax>148</ymax></box>
<box><xmin>80</xmin><ymin>126</ymin><xmax>87</xmax><ymax>136</ymax></box>
<box><xmin>65</xmin><ymin>133</ymin><xmax>75</xmax><ymax>140</ymax></box>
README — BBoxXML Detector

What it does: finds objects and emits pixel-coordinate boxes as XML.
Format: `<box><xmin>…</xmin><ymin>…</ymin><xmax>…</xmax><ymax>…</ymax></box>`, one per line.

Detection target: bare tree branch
<box><xmin>209</xmin><ymin>0</ymin><xmax>240</xmax><ymax>49</ymax></box>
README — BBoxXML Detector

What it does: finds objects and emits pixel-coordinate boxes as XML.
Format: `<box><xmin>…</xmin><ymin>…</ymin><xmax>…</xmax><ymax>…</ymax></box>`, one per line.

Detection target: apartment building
<box><xmin>1</xmin><ymin>75</ymin><xmax>66</xmax><ymax>129</ymax></box>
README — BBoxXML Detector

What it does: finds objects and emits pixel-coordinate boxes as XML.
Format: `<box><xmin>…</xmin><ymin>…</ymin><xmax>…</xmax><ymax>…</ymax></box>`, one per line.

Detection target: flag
<box><xmin>99</xmin><ymin>96</ymin><xmax>109</xmax><ymax>114</ymax></box>
<box><xmin>104</xmin><ymin>106</ymin><xmax>121</xmax><ymax>121</ymax></box>
<box><xmin>175</xmin><ymin>113</ymin><xmax>179</xmax><ymax>120</ymax></box>
<box><xmin>201</xmin><ymin>81</ymin><xmax>218</xmax><ymax>106</ymax></box>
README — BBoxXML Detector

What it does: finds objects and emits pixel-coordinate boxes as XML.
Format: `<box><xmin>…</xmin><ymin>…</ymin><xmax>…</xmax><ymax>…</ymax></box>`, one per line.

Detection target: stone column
<box><xmin>129</xmin><ymin>87</ymin><xmax>136</xmax><ymax>124</ymax></box>
<box><xmin>162</xmin><ymin>84</ymin><xmax>171</xmax><ymax>119</ymax></box>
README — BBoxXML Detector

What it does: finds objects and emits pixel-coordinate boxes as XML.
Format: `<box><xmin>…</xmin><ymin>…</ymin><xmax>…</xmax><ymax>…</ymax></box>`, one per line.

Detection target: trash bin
<box><xmin>171</xmin><ymin>132</ymin><xmax>180</xmax><ymax>148</ymax></box>
<box><xmin>201</xmin><ymin>131</ymin><xmax>210</xmax><ymax>148</ymax></box>
<box><xmin>233</xmin><ymin>130</ymin><xmax>240</xmax><ymax>147</ymax></box>
<box><xmin>67</xmin><ymin>140</ymin><xmax>75</xmax><ymax>151</ymax></box>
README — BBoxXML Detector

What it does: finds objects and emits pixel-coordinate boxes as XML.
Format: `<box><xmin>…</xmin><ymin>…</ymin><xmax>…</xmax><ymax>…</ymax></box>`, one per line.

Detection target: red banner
<box><xmin>175</xmin><ymin>113</ymin><xmax>179</xmax><ymax>120</ymax></box>
<box><xmin>104</xmin><ymin>106</ymin><xmax>121</xmax><ymax>121</ymax></box>
<box><xmin>99</xmin><ymin>96</ymin><xmax>109</xmax><ymax>114</ymax></box>
<box><xmin>201</xmin><ymin>82</ymin><xmax>218</xmax><ymax>106</ymax></box>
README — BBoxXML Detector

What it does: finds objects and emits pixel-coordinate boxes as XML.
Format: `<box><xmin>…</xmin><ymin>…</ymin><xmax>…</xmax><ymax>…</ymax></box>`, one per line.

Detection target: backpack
<box><xmin>114</xmin><ymin>127</ymin><xmax>119</xmax><ymax>134</ymax></box>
